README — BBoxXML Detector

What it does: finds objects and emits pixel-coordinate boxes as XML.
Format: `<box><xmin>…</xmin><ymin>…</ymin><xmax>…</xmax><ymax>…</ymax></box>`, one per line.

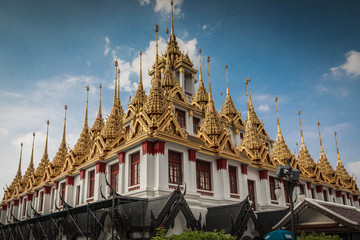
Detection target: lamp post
<box><xmin>276</xmin><ymin>159</ymin><xmax>300</xmax><ymax>240</ymax></box>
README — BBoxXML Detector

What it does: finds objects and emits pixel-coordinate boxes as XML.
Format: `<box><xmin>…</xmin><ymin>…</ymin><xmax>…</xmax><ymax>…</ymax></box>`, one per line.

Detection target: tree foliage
<box><xmin>152</xmin><ymin>228</ymin><xmax>236</xmax><ymax>240</ymax></box>
<box><xmin>298</xmin><ymin>232</ymin><xmax>341</xmax><ymax>240</ymax></box>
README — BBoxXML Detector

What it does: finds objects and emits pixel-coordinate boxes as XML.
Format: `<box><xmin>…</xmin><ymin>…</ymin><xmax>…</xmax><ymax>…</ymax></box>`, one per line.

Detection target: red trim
<box><xmin>35</xmin><ymin>189</ymin><xmax>39</xmax><ymax>198</ymax></box>
<box><xmin>118</xmin><ymin>152</ymin><xmax>125</xmax><ymax>164</ymax></box>
<box><xmin>306</xmin><ymin>182</ymin><xmax>311</xmax><ymax>190</ymax></box>
<box><xmin>26</xmin><ymin>193</ymin><xmax>33</xmax><ymax>201</ymax></box>
<box><xmin>353</xmin><ymin>195</ymin><xmax>359</xmax><ymax>201</ymax></box>
<box><xmin>142</xmin><ymin>140</ymin><xmax>154</xmax><ymax>155</ymax></box>
<box><xmin>66</xmin><ymin>176</ymin><xmax>74</xmax><ymax>186</ymax></box>
<box><xmin>13</xmin><ymin>199</ymin><xmax>19</xmax><ymax>206</ymax></box>
<box><xmin>7</xmin><ymin>202</ymin><xmax>10</xmax><ymax>208</ymax></box>
<box><xmin>241</xmin><ymin>164</ymin><xmax>248</xmax><ymax>174</ymax></box>
<box><xmin>44</xmin><ymin>186</ymin><xmax>51</xmax><ymax>195</ymax></box>
<box><xmin>336</xmin><ymin>191</ymin><xmax>342</xmax><ymax>198</ymax></box>
<box><xmin>1</xmin><ymin>205</ymin><xmax>6</xmax><ymax>211</ymax></box>
<box><xmin>54</xmin><ymin>181</ymin><xmax>59</xmax><ymax>190</ymax></box>
<box><xmin>80</xmin><ymin>169</ymin><xmax>85</xmax><ymax>180</ymax></box>
<box><xmin>346</xmin><ymin>193</ymin><xmax>350</xmax><ymax>199</ymax></box>
<box><xmin>216</xmin><ymin>158</ymin><xmax>227</xmax><ymax>170</ymax></box>
<box><xmin>329</xmin><ymin>188</ymin><xmax>333</xmax><ymax>195</ymax></box>
<box><xmin>316</xmin><ymin>185</ymin><xmax>323</xmax><ymax>193</ymax></box>
<box><xmin>154</xmin><ymin>141</ymin><xmax>165</xmax><ymax>154</ymax></box>
<box><xmin>188</xmin><ymin>149</ymin><xmax>196</xmax><ymax>162</ymax></box>
<box><xmin>96</xmin><ymin>162</ymin><xmax>106</xmax><ymax>174</ymax></box>
<box><xmin>259</xmin><ymin>170</ymin><xmax>268</xmax><ymax>180</ymax></box>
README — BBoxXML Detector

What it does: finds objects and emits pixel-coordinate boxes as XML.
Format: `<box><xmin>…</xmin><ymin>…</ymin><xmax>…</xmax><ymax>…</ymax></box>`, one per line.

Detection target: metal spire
<box><xmin>334</xmin><ymin>131</ymin><xmax>342</xmax><ymax>165</ymax></box>
<box><xmin>275</xmin><ymin>96</ymin><xmax>281</xmax><ymax>135</ymax></box>
<box><xmin>44</xmin><ymin>120</ymin><xmax>49</xmax><ymax>156</ymax></box>
<box><xmin>85</xmin><ymin>85</ymin><xmax>89</xmax><ymax>128</ymax></box>
<box><xmin>225</xmin><ymin>64</ymin><xmax>230</xmax><ymax>96</ymax></box>
<box><xmin>114</xmin><ymin>60</ymin><xmax>118</xmax><ymax>105</ymax></box>
<box><xmin>170</xmin><ymin>0</ymin><xmax>174</xmax><ymax>36</ymax></box>
<box><xmin>139</xmin><ymin>50</ymin><xmax>143</xmax><ymax>87</ymax></box>
<box><xmin>207</xmin><ymin>56</ymin><xmax>213</xmax><ymax>101</ymax></box>
<box><xmin>30</xmin><ymin>132</ymin><xmax>35</xmax><ymax>166</ymax></box>
<box><xmin>317</xmin><ymin>121</ymin><xmax>325</xmax><ymax>156</ymax></box>
<box><xmin>298</xmin><ymin>110</ymin><xmax>305</xmax><ymax>147</ymax></box>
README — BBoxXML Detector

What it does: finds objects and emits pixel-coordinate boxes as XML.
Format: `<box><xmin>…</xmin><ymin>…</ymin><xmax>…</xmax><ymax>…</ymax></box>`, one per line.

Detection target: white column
<box><xmin>42</xmin><ymin>186</ymin><xmax>51</xmax><ymax>214</ymax></box>
<box><xmin>185</xmin><ymin>149</ymin><xmax>197</xmax><ymax>195</ymax></box>
<box><xmin>214</xmin><ymin>158</ymin><xmax>229</xmax><ymax>199</ymax></box>
<box><xmin>258</xmin><ymin>170</ymin><xmax>270</xmax><ymax>209</ymax></box>
<box><xmin>239</xmin><ymin>164</ymin><xmax>249</xmax><ymax>200</ymax></box>
<box><xmin>179</xmin><ymin>68</ymin><xmax>185</xmax><ymax>92</ymax></box>
<box><xmin>94</xmin><ymin>162</ymin><xmax>106</xmax><ymax>202</ymax></box>
<box><xmin>65</xmin><ymin>176</ymin><xmax>74</xmax><ymax>206</ymax></box>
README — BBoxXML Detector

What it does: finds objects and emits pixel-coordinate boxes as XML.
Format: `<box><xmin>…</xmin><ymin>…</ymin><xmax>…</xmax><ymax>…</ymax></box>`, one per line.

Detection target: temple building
<box><xmin>1</xmin><ymin>1</ymin><xmax>360</xmax><ymax>239</ymax></box>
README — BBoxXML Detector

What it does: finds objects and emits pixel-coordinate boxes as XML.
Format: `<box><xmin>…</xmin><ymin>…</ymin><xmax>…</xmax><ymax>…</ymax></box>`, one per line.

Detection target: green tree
<box><xmin>152</xmin><ymin>228</ymin><xmax>236</xmax><ymax>240</ymax></box>
<box><xmin>298</xmin><ymin>232</ymin><xmax>341</xmax><ymax>240</ymax></box>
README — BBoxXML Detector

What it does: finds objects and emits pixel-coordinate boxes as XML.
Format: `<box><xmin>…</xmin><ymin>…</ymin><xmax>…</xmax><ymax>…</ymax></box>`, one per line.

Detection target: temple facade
<box><xmin>1</xmin><ymin>1</ymin><xmax>359</xmax><ymax>239</ymax></box>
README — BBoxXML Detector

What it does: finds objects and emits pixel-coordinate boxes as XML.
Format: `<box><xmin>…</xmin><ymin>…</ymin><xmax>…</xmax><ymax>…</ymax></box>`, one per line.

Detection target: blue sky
<box><xmin>1</xmin><ymin>0</ymin><xmax>360</xmax><ymax>198</ymax></box>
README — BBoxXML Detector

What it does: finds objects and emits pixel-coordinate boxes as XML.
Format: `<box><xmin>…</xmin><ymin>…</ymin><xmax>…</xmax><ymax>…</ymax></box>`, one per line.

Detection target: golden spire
<box><xmin>297</xmin><ymin>110</ymin><xmax>316</xmax><ymax>175</ymax></box>
<box><xmin>318</xmin><ymin>121</ymin><xmax>326</xmax><ymax>159</ymax></box>
<box><xmin>248</xmin><ymin>78</ymin><xmax>254</xmax><ymax>110</ymax></box>
<box><xmin>17</xmin><ymin>142</ymin><xmax>23</xmax><ymax>179</ymax></box>
<box><xmin>198</xmin><ymin>56</ymin><xmax>223</xmax><ymax>145</ymax></box>
<box><xmin>170</xmin><ymin>0</ymin><xmax>174</xmax><ymax>37</ymax></box>
<box><xmin>226</xmin><ymin>64</ymin><xmax>230</xmax><ymax>96</ymax></box>
<box><xmin>334</xmin><ymin>131</ymin><xmax>351</xmax><ymax>182</ymax></box>
<box><xmin>73</xmin><ymin>86</ymin><xmax>91</xmax><ymax>160</ymax></box>
<box><xmin>192</xmin><ymin>48</ymin><xmax>208</xmax><ymax>109</ymax></box>
<box><xmin>316</xmin><ymin>121</ymin><xmax>334</xmax><ymax>180</ymax></box>
<box><xmin>272</xmin><ymin>96</ymin><xmax>292</xmax><ymax>164</ymax></box>
<box><xmin>21</xmin><ymin>133</ymin><xmax>36</xmax><ymax>188</ymax></box>
<box><xmin>91</xmin><ymin>84</ymin><xmax>105</xmax><ymax>135</ymax></box>
<box><xmin>117</xmin><ymin>68</ymin><xmax>125</xmax><ymax>119</ymax></box>
<box><xmin>131</xmin><ymin>50</ymin><xmax>147</xmax><ymax>111</ymax></box>
<box><xmin>145</xmin><ymin>24</ymin><xmax>167</xmax><ymax>122</ymax></box>
<box><xmin>220</xmin><ymin>91</ymin><xmax>223</xmax><ymax>107</ymax></box>
<box><xmin>34</xmin><ymin>121</ymin><xmax>50</xmax><ymax>184</ymax></box>
<box><xmin>166</xmin><ymin>28</ymin><xmax>169</xmax><ymax>42</ymax></box>
<box><xmin>51</xmin><ymin>105</ymin><xmax>68</xmax><ymax>174</ymax></box>
<box><xmin>220</xmin><ymin>64</ymin><xmax>240</xmax><ymax>120</ymax></box>
<box><xmin>207</xmin><ymin>56</ymin><xmax>213</xmax><ymax>102</ymax></box>
<box><xmin>245</xmin><ymin>78</ymin><xmax>249</xmax><ymax>111</ymax></box>
<box><xmin>114</xmin><ymin>60</ymin><xmax>118</xmax><ymax>105</ymax></box>
<box><xmin>101</xmin><ymin>61</ymin><xmax>124</xmax><ymax>144</ymax></box>
<box><xmin>161</xmin><ymin>50</ymin><xmax>177</xmax><ymax>91</ymax></box>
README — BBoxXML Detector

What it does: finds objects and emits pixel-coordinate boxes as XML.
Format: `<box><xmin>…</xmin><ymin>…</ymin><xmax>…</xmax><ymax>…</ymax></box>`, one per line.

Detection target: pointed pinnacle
<box><xmin>30</xmin><ymin>132</ymin><xmax>35</xmax><ymax>165</ymax></box>
<box><xmin>206</xmin><ymin>56</ymin><xmax>213</xmax><ymax>101</ymax></box>
<box><xmin>298</xmin><ymin>110</ymin><xmax>305</xmax><ymax>145</ymax></box>
<box><xmin>198</xmin><ymin>48</ymin><xmax>203</xmax><ymax>83</ymax></box>
<box><xmin>139</xmin><ymin>50</ymin><xmax>143</xmax><ymax>86</ymax></box>
<box><xmin>225</xmin><ymin>64</ymin><xmax>230</xmax><ymax>96</ymax></box>
<box><xmin>18</xmin><ymin>142</ymin><xmax>23</xmax><ymax>173</ymax></box>
<box><xmin>170</xmin><ymin>0</ymin><xmax>174</xmax><ymax>36</ymax></box>
<box><xmin>275</xmin><ymin>96</ymin><xmax>281</xmax><ymax>134</ymax></box>
<box><xmin>334</xmin><ymin>131</ymin><xmax>341</xmax><ymax>164</ymax></box>
<box><xmin>317</xmin><ymin>121</ymin><xmax>325</xmax><ymax>155</ymax></box>
<box><xmin>44</xmin><ymin>120</ymin><xmax>50</xmax><ymax>155</ymax></box>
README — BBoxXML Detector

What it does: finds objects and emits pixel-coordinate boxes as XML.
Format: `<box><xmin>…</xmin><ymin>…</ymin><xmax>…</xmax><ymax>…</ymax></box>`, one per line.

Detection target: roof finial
<box><xmin>44</xmin><ymin>120</ymin><xmax>49</xmax><ymax>155</ymax></box>
<box><xmin>114</xmin><ymin>60</ymin><xmax>118</xmax><ymax>105</ymax></box>
<box><xmin>85</xmin><ymin>85</ymin><xmax>89</xmax><ymax>128</ymax></box>
<box><xmin>99</xmin><ymin>84</ymin><xmax>102</xmax><ymax>113</ymax></box>
<box><xmin>18</xmin><ymin>142</ymin><xmax>23</xmax><ymax>174</ymax></box>
<box><xmin>248</xmin><ymin>78</ymin><xmax>253</xmax><ymax>108</ymax></box>
<box><xmin>207</xmin><ymin>56</ymin><xmax>213</xmax><ymax>101</ymax></box>
<box><xmin>199</xmin><ymin>48</ymin><xmax>203</xmax><ymax>83</ymax></box>
<box><xmin>30</xmin><ymin>132</ymin><xmax>35</xmax><ymax>165</ymax></box>
<box><xmin>317</xmin><ymin>121</ymin><xmax>325</xmax><ymax>155</ymax></box>
<box><xmin>155</xmin><ymin>24</ymin><xmax>160</xmax><ymax>85</ymax></box>
<box><xmin>334</xmin><ymin>131</ymin><xmax>342</xmax><ymax>165</ymax></box>
<box><xmin>62</xmin><ymin>104</ymin><xmax>67</xmax><ymax>145</ymax></box>
<box><xmin>170</xmin><ymin>0</ymin><xmax>174</xmax><ymax>36</ymax></box>
<box><xmin>225</xmin><ymin>64</ymin><xmax>230</xmax><ymax>96</ymax></box>
<box><xmin>275</xmin><ymin>96</ymin><xmax>281</xmax><ymax>134</ymax></box>
<box><xmin>139</xmin><ymin>50</ymin><xmax>143</xmax><ymax>86</ymax></box>
<box><xmin>118</xmin><ymin>68</ymin><xmax>121</xmax><ymax>106</ymax></box>
<box><xmin>298</xmin><ymin>110</ymin><xmax>305</xmax><ymax>145</ymax></box>
<box><xmin>245</xmin><ymin>78</ymin><xmax>249</xmax><ymax>111</ymax></box>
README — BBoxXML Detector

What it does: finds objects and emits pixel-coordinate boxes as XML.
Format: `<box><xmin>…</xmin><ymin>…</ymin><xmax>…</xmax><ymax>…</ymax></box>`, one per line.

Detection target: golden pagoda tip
<box><xmin>139</xmin><ymin>50</ymin><xmax>142</xmax><ymax>55</ymax></box>
<box><xmin>317</xmin><ymin>121</ymin><xmax>320</xmax><ymax>126</ymax></box>
<box><xmin>64</xmin><ymin>104</ymin><xmax>67</xmax><ymax>110</ymax></box>
<box><xmin>99</xmin><ymin>84</ymin><xmax>102</xmax><ymax>89</ymax></box>
<box><xmin>225</xmin><ymin>64</ymin><xmax>228</xmax><ymax>69</ymax></box>
<box><xmin>206</xmin><ymin>56</ymin><xmax>210</xmax><ymax>63</ymax></box>
<box><xmin>199</xmin><ymin>48</ymin><xmax>201</xmax><ymax>54</ymax></box>
<box><xmin>298</xmin><ymin>109</ymin><xmax>301</xmax><ymax>115</ymax></box>
<box><xmin>155</xmin><ymin>24</ymin><xmax>159</xmax><ymax>32</ymax></box>
<box><xmin>114</xmin><ymin>59</ymin><xmax>118</xmax><ymax>67</ymax></box>
<box><xmin>275</xmin><ymin>96</ymin><xmax>278</xmax><ymax>102</ymax></box>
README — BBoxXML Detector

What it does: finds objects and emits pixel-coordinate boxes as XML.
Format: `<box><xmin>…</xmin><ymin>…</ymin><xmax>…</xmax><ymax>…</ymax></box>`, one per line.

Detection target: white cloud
<box><xmin>104</xmin><ymin>36</ymin><xmax>110</xmax><ymax>56</ymax></box>
<box><xmin>154</xmin><ymin>0</ymin><xmax>183</xmax><ymax>16</ymax></box>
<box><xmin>86</xmin><ymin>61</ymin><xmax>91</xmax><ymax>66</ymax></box>
<box><xmin>0</xmin><ymin>128</ymin><xmax>8</xmax><ymax>136</ymax></box>
<box><xmin>139</xmin><ymin>0</ymin><xmax>150</xmax><ymax>5</ymax></box>
<box><xmin>202</xmin><ymin>24</ymin><xmax>209</xmax><ymax>30</ymax></box>
<box><xmin>329</xmin><ymin>50</ymin><xmax>360</xmax><ymax>78</ymax></box>
<box><xmin>347</xmin><ymin>161</ymin><xmax>360</xmax><ymax>184</ymax></box>
<box><xmin>258</xmin><ymin>104</ymin><xmax>270</xmax><ymax>112</ymax></box>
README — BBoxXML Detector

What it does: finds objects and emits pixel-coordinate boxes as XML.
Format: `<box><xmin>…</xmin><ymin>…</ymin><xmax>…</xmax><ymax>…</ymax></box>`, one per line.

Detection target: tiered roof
<box><xmin>2</xmin><ymin>1</ymin><xmax>358</xmax><ymax>204</ymax></box>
